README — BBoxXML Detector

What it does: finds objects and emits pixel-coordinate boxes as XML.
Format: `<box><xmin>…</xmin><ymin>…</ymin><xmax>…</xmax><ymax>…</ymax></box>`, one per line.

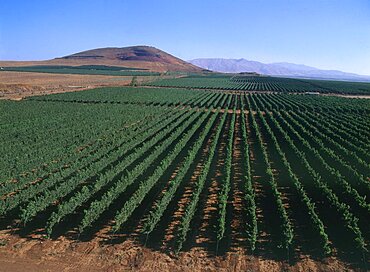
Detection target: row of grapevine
<box><xmin>1</xmin><ymin>85</ymin><xmax>368</xmax><ymax>265</ymax></box>
<box><xmin>147</xmin><ymin>76</ymin><xmax>370</xmax><ymax>94</ymax></box>
<box><xmin>290</xmin><ymin>111</ymin><xmax>369</xmax><ymax>174</ymax></box>
<box><xmin>268</xmin><ymin>111</ymin><xmax>367</xmax><ymax>253</ymax></box>
<box><xmin>250</xmin><ymin>110</ymin><xmax>294</xmax><ymax>256</ymax></box>
<box><xmin>141</xmin><ymin>111</ymin><xmax>219</xmax><ymax>236</ymax></box>
<box><xmin>44</xmin><ymin>110</ymin><xmax>197</xmax><ymax>235</ymax></box>
<box><xmin>261</xmin><ymin>112</ymin><xmax>331</xmax><ymax>255</ymax></box>
<box><xmin>239</xmin><ymin>98</ymin><xmax>257</xmax><ymax>252</ymax></box>
<box><xmin>283</xmin><ymin>111</ymin><xmax>370</xmax><ymax>195</ymax></box>
<box><xmin>1</xmin><ymin>102</ymin><xmax>161</xmax><ymax>180</ymax></box>
<box><xmin>175</xmin><ymin>111</ymin><xmax>228</xmax><ymax>253</ymax></box>
<box><xmin>77</xmin><ymin>111</ymin><xmax>208</xmax><ymax>233</ymax></box>
<box><xmin>276</xmin><ymin>112</ymin><xmax>370</xmax><ymax>214</ymax></box>
<box><xmin>0</xmin><ymin>108</ymin><xmax>175</xmax><ymax>196</ymax></box>
<box><xmin>1</xmin><ymin>108</ymin><xmax>186</xmax><ymax>210</ymax></box>
<box><xmin>216</xmin><ymin>110</ymin><xmax>236</xmax><ymax>249</ymax></box>
<box><xmin>19</xmin><ymin>109</ymin><xmax>196</xmax><ymax>223</ymax></box>
<box><xmin>112</xmin><ymin>111</ymin><xmax>219</xmax><ymax>232</ymax></box>
<box><xmin>301</xmin><ymin>111</ymin><xmax>370</xmax><ymax>162</ymax></box>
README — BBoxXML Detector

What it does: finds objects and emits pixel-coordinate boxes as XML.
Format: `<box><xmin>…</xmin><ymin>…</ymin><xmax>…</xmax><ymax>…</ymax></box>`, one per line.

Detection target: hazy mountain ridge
<box><xmin>189</xmin><ymin>58</ymin><xmax>370</xmax><ymax>81</ymax></box>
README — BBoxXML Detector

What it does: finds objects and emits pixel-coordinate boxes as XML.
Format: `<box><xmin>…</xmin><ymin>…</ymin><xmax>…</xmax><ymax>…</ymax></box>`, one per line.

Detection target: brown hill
<box><xmin>0</xmin><ymin>46</ymin><xmax>204</xmax><ymax>73</ymax></box>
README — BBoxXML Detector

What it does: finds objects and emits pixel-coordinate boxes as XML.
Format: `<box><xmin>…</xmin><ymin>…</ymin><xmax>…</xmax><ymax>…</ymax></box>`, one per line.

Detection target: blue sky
<box><xmin>0</xmin><ymin>0</ymin><xmax>369</xmax><ymax>75</ymax></box>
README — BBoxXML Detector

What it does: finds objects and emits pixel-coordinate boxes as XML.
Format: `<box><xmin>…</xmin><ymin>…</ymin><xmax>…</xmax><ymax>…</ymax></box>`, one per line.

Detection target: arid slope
<box><xmin>0</xmin><ymin>46</ymin><xmax>204</xmax><ymax>73</ymax></box>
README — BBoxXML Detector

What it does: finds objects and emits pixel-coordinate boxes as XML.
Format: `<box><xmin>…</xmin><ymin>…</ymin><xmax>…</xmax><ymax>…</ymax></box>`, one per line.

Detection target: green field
<box><xmin>1</xmin><ymin>81</ymin><xmax>369</xmax><ymax>267</ymax></box>
<box><xmin>147</xmin><ymin>75</ymin><xmax>370</xmax><ymax>95</ymax></box>
<box><xmin>1</xmin><ymin>65</ymin><xmax>161</xmax><ymax>76</ymax></box>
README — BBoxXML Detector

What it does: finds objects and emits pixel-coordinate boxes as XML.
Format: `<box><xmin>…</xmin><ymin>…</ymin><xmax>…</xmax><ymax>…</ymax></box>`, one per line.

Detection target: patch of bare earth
<box><xmin>0</xmin><ymin>71</ymin><xmax>137</xmax><ymax>100</ymax></box>
<box><xmin>0</xmin><ymin>230</ymin><xmax>357</xmax><ymax>272</ymax></box>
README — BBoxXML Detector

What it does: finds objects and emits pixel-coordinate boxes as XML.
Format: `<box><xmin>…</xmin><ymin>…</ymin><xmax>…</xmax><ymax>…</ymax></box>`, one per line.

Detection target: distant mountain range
<box><xmin>189</xmin><ymin>58</ymin><xmax>370</xmax><ymax>81</ymax></box>
<box><xmin>3</xmin><ymin>46</ymin><xmax>369</xmax><ymax>80</ymax></box>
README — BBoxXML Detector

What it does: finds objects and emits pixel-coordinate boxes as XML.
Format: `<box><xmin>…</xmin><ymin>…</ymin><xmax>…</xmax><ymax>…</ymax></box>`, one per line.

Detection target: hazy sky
<box><xmin>1</xmin><ymin>0</ymin><xmax>370</xmax><ymax>75</ymax></box>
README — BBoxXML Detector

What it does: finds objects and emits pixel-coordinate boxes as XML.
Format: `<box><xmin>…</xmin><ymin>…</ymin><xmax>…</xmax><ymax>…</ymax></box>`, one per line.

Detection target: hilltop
<box><xmin>0</xmin><ymin>46</ymin><xmax>204</xmax><ymax>73</ymax></box>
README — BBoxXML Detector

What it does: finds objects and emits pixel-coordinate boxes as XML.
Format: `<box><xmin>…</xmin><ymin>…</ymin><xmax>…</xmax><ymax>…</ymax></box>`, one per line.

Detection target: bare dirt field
<box><xmin>0</xmin><ymin>230</ymin><xmax>355</xmax><ymax>272</ymax></box>
<box><xmin>0</xmin><ymin>71</ymin><xmax>161</xmax><ymax>100</ymax></box>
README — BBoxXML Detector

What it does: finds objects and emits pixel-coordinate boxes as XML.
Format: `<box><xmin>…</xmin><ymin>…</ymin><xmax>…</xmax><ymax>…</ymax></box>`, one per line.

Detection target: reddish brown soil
<box><xmin>0</xmin><ymin>231</ymin><xmax>356</xmax><ymax>272</ymax></box>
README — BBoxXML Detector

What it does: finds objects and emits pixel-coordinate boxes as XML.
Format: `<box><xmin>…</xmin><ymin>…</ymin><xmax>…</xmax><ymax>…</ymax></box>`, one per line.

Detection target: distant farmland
<box><xmin>1</xmin><ymin>65</ymin><xmax>161</xmax><ymax>76</ymax></box>
<box><xmin>148</xmin><ymin>74</ymin><xmax>370</xmax><ymax>95</ymax></box>
<box><xmin>0</xmin><ymin>76</ymin><xmax>369</xmax><ymax>270</ymax></box>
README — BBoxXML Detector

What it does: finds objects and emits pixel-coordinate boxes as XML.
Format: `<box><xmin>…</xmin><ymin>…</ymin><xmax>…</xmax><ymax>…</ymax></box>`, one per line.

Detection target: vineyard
<box><xmin>1</xmin><ymin>83</ymin><xmax>369</xmax><ymax>269</ymax></box>
<box><xmin>147</xmin><ymin>75</ymin><xmax>370</xmax><ymax>95</ymax></box>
